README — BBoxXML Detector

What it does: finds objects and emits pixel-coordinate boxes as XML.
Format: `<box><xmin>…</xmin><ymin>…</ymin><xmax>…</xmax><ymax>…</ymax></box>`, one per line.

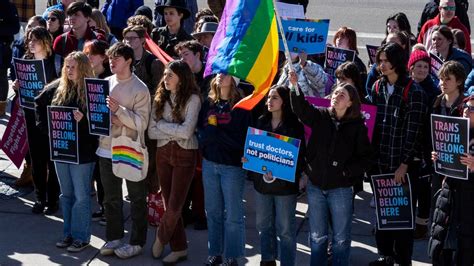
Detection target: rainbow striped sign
<box><xmin>243</xmin><ymin>127</ymin><xmax>301</xmax><ymax>182</ymax></box>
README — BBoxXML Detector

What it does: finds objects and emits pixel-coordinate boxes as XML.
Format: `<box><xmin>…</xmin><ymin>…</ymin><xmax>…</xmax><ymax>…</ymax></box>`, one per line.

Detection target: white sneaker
<box><xmin>100</xmin><ymin>239</ymin><xmax>122</xmax><ymax>256</ymax></box>
<box><xmin>114</xmin><ymin>244</ymin><xmax>142</xmax><ymax>259</ymax></box>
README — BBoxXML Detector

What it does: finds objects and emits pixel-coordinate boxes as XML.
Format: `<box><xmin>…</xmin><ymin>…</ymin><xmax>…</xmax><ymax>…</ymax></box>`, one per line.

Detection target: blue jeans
<box><xmin>256</xmin><ymin>191</ymin><xmax>297</xmax><ymax>266</ymax></box>
<box><xmin>202</xmin><ymin>159</ymin><xmax>246</xmax><ymax>259</ymax></box>
<box><xmin>307</xmin><ymin>184</ymin><xmax>353</xmax><ymax>266</ymax></box>
<box><xmin>55</xmin><ymin>162</ymin><xmax>95</xmax><ymax>243</ymax></box>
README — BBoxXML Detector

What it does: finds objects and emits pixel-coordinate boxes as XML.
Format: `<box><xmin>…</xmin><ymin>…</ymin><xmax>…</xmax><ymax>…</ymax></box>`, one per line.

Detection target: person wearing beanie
<box><xmin>135</xmin><ymin>6</ymin><xmax>153</xmax><ymax>22</ymax></box>
<box><xmin>408</xmin><ymin>47</ymin><xmax>441</xmax><ymax>240</ymax></box>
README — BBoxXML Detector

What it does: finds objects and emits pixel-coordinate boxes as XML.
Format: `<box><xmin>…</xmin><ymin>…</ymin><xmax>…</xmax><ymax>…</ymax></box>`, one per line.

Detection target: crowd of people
<box><xmin>0</xmin><ymin>0</ymin><xmax>474</xmax><ymax>265</ymax></box>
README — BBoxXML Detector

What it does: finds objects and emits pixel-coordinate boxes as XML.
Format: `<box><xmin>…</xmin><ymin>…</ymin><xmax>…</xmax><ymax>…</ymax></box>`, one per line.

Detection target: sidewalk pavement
<box><xmin>0</xmin><ymin>96</ymin><xmax>430</xmax><ymax>266</ymax></box>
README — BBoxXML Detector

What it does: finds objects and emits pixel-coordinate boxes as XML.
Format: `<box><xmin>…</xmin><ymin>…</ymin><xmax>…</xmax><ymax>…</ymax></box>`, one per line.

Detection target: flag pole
<box><xmin>272</xmin><ymin>0</ymin><xmax>300</xmax><ymax>95</ymax></box>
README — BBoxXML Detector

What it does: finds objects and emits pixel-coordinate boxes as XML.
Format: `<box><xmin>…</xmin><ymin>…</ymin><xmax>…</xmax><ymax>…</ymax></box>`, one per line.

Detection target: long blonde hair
<box><xmin>52</xmin><ymin>52</ymin><xmax>93</xmax><ymax>110</ymax></box>
<box><xmin>90</xmin><ymin>9</ymin><xmax>110</xmax><ymax>35</ymax></box>
<box><xmin>208</xmin><ymin>74</ymin><xmax>242</xmax><ymax>108</ymax></box>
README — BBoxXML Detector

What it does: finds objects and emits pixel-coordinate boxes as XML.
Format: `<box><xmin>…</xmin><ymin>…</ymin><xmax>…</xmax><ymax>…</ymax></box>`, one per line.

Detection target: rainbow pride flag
<box><xmin>112</xmin><ymin>145</ymin><xmax>144</xmax><ymax>170</ymax></box>
<box><xmin>204</xmin><ymin>0</ymin><xmax>279</xmax><ymax>110</ymax></box>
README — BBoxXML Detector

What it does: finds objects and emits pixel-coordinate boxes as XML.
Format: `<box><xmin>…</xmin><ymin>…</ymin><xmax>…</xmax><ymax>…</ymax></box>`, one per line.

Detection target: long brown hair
<box><xmin>52</xmin><ymin>52</ymin><xmax>93</xmax><ymax>110</ymax></box>
<box><xmin>208</xmin><ymin>74</ymin><xmax>242</xmax><ymax>108</ymax></box>
<box><xmin>153</xmin><ymin>60</ymin><xmax>199</xmax><ymax>122</ymax></box>
<box><xmin>330</xmin><ymin>83</ymin><xmax>362</xmax><ymax>121</ymax></box>
<box><xmin>24</xmin><ymin>26</ymin><xmax>53</xmax><ymax>59</ymax></box>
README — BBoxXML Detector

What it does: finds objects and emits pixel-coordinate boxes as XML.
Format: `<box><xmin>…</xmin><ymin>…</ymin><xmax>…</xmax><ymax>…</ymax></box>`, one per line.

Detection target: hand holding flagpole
<box><xmin>273</xmin><ymin>0</ymin><xmax>300</xmax><ymax>96</ymax></box>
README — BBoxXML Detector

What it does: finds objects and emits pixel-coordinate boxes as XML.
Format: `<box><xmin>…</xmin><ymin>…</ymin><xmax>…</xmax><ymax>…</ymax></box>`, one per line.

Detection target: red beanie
<box><xmin>407</xmin><ymin>49</ymin><xmax>430</xmax><ymax>69</ymax></box>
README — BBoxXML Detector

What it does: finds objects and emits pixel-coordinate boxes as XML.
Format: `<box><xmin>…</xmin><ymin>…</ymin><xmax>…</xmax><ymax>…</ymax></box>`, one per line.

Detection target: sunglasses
<box><xmin>47</xmin><ymin>17</ymin><xmax>58</xmax><ymax>22</ymax></box>
<box><xmin>463</xmin><ymin>103</ymin><xmax>474</xmax><ymax>112</ymax></box>
<box><xmin>441</xmin><ymin>6</ymin><xmax>456</xmax><ymax>11</ymax></box>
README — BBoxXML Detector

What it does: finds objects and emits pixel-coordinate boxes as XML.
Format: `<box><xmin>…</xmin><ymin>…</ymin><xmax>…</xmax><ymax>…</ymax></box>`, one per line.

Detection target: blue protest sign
<box><xmin>85</xmin><ymin>78</ymin><xmax>110</xmax><ymax>136</ymax></box>
<box><xmin>48</xmin><ymin>106</ymin><xmax>79</xmax><ymax>164</ymax></box>
<box><xmin>278</xmin><ymin>18</ymin><xmax>329</xmax><ymax>55</ymax></box>
<box><xmin>13</xmin><ymin>58</ymin><xmax>47</xmax><ymax>110</ymax></box>
<box><xmin>243</xmin><ymin>127</ymin><xmax>301</xmax><ymax>182</ymax></box>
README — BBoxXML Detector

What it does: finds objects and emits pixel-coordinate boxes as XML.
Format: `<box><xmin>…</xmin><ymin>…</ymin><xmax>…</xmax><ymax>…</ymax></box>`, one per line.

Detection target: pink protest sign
<box><xmin>0</xmin><ymin>100</ymin><xmax>29</xmax><ymax>168</ymax></box>
<box><xmin>304</xmin><ymin>97</ymin><xmax>377</xmax><ymax>142</ymax></box>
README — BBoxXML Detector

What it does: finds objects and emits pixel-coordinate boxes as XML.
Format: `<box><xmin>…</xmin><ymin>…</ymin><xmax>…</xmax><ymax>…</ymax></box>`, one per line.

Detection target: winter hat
<box><xmin>156</xmin><ymin>0</ymin><xmax>191</xmax><ymax>19</ymax></box>
<box><xmin>407</xmin><ymin>49</ymin><xmax>430</xmax><ymax>70</ymax></box>
<box><xmin>134</xmin><ymin>6</ymin><xmax>153</xmax><ymax>22</ymax></box>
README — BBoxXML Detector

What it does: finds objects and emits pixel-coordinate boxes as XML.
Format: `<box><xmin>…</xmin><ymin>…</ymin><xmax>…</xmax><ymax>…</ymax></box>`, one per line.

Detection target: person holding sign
<box><xmin>43</xmin><ymin>52</ymin><xmax>98</xmax><ymax>252</ymax></box>
<box><xmin>13</xmin><ymin>26</ymin><xmax>61</xmax><ymax>215</ymax></box>
<box><xmin>429</xmin><ymin>25</ymin><xmax>472</xmax><ymax>75</ymax></box>
<box><xmin>148</xmin><ymin>60</ymin><xmax>200</xmax><ymax>263</ymax></box>
<box><xmin>430</xmin><ymin>95</ymin><xmax>474</xmax><ymax>265</ymax></box>
<box><xmin>368</xmin><ymin>43</ymin><xmax>428</xmax><ymax>266</ymax></box>
<box><xmin>289</xmin><ymin>76</ymin><xmax>372</xmax><ymax>266</ymax></box>
<box><xmin>197</xmin><ymin>73</ymin><xmax>251</xmax><ymax>266</ymax></box>
<box><xmin>277</xmin><ymin>51</ymin><xmax>328</xmax><ymax>98</ymax></box>
<box><xmin>243</xmin><ymin>85</ymin><xmax>305</xmax><ymax>266</ymax></box>
<box><xmin>333</xmin><ymin>27</ymin><xmax>367</xmax><ymax>87</ymax></box>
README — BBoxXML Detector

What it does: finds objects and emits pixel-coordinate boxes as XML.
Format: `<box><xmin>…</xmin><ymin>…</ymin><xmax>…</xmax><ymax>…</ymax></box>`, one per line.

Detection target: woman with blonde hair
<box><xmin>198</xmin><ymin>73</ymin><xmax>252</xmax><ymax>265</ymax></box>
<box><xmin>89</xmin><ymin>9</ymin><xmax>118</xmax><ymax>45</ymax></box>
<box><xmin>36</xmin><ymin>51</ymin><xmax>99</xmax><ymax>252</ymax></box>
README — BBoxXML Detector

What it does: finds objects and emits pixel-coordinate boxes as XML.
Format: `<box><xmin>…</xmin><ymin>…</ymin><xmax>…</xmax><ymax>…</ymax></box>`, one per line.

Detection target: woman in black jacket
<box><xmin>12</xmin><ymin>26</ymin><xmax>60</xmax><ymax>214</ymax></box>
<box><xmin>248</xmin><ymin>85</ymin><xmax>305</xmax><ymax>266</ymax></box>
<box><xmin>289</xmin><ymin>75</ymin><xmax>372</xmax><ymax>266</ymax></box>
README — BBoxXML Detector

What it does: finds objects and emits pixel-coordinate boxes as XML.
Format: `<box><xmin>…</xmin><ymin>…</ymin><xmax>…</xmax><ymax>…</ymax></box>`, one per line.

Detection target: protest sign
<box><xmin>276</xmin><ymin>2</ymin><xmax>305</xmax><ymax>19</ymax></box>
<box><xmin>371</xmin><ymin>173</ymin><xmax>414</xmax><ymax>230</ymax></box>
<box><xmin>48</xmin><ymin>106</ymin><xmax>79</xmax><ymax>164</ymax></box>
<box><xmin>305</xmin><ymin>97</ymin><xmax>377</xmax><ymax>141</ymax></box>
<box><xmin>431</xmin><ymin>114</ymin><xmax>469</xmax><ymax>180</ymax></box>
<box><xmin>430</xmin><ymin>52</ymin><xmax>443</xmax><ymax>77</ymax></box>
<box><xmin>243</xmin><ymin>127</ymin><xmax>301</xmax><ymax>182</ymax></box>
<box><xmin>366</xmin><ymin>44</ymin><xmax>379</xmax><ymax>65</ymax></box>
<box><xmin>325</xmin><ymin>46</ymin><xmax>356</xmax><ymax>77</ymax></box>
<box><xmin>278</xmin><ymin>18</ymin><xmax>329</xmax><ymax>54</ymax></box>
<box><xmin>13</xmin><ymin>58</ymin><xmax>47</xmax><ymax>110</ymax></box>
<box><xmin>0</xmin><ymin>100</ymin><xmax>28</xmax><ymax>168</ymax></box>
<box><xmin>85</xmin><ymin>78</ymin><xmax>110</xmax><ymax>136</ymax></box>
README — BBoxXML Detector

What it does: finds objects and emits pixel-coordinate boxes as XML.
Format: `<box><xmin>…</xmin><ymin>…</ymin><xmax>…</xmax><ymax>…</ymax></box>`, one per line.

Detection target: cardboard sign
<box><xmin>13</xmin><ymin>58</ymin><xmax>47</xmax><ymax>110</ymax></box>
<box><xmin>324</xmin><ymin>46</ymin><xmax>356</xmax><ymax>77</ymax></box>
<box><xmin>276</xmin><ymin>2</ymin><xmax>305</xmax><ymax>19</ymax></box>
<box><xmin>0</xmin><ymin>100</ymin><xmax>28</xmax><ymax>168</ymax></box>
<box><xmin>430</xmin><ymin>52</ymin><xmax>443</xmax><ymax>77</ymax></box>
<box><xmin>431</xmin><ymin>114</ymin><xmax>469</xmax><ymax>180</ymax></box>
<box><xmin>48</xmin><ymin>106</ymin><xmax>79</xmax><ymax>164</ymax></box>
<box><xmin>85</xmin><ymin>78</ymin><xmax>110</xmax><ymax>136</ymax></box>
<box><xmin>304</xmin><ymin>97</ymin><xmax>377</xmax><ymax>142</ymax></box>
<box><xmin>279</xmin><ymin>18</ymin><xmax>329</xmax><ymax>55</ymax></box>
<box><xmin>371</xmin><ymin>173</ymin><xmax>414</xmax><ymax>230</ymax></box>
<box><xmin>366</xmin><ymin>44</ymin><xmax>379</xmax><ymax>65</ymax></box>
<box><xmin>243</xmin><ymin>127</ymin><xmax>301</xmax><ymax>182</ymax></box>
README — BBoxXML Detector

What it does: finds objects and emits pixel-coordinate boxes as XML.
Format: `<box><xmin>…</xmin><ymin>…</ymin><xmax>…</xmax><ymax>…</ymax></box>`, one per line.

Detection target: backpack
<box><xmin>374</xmin><ymin>78</ymin><xmax>414</xmax><ymax>103</ymax></box>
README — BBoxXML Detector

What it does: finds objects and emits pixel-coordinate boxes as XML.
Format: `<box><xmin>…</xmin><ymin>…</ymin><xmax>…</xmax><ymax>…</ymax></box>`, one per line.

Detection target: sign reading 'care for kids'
<box><xmin>243</xmin><ymin>127</ymin><xmax>301</xmax><ymax>182</ymax></box>
<box><xmin>371</xmin><ymin>173</ymin><xmax>414</xmax><ymax>230</ymax></box>
<box><xmin>278</xmin><ymin>18</ymin><xmax>329</xmax><ymax>54</ymax></box>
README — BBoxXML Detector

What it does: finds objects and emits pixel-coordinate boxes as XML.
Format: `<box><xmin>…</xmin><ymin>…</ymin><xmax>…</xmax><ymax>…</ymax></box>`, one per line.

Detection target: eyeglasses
<box><xmin>441</xmin><ymin>6</ymin><xmax>456</xmax><ymax>11</ymax></box>
<box><xmin>463</xmin><ymin>103</ymin><xmax>474</xmax><ymax>112</ymax></box>
<box><xmin>47</xmin><ymin>17</ymin><xmax>58</xmax><ymax>22</ymax></box>
<box><xmin>124</xmin><ymin>36</ymin><xmax>140</xmax><ymax>42</ymax></box>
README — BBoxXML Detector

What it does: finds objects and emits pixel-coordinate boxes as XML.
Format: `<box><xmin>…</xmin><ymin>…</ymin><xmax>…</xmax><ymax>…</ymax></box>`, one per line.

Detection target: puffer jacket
<box><xmin>278</xmin><ymin>60</ymin><xmax>328</xmax><ymax>98</ymax></box>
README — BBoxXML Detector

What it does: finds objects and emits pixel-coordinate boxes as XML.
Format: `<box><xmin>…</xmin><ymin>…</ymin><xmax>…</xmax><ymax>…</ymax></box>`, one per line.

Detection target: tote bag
<box><xmin>111</xmin><ymin>118</ymin><xmax>148</xmax><ymax>182</ymax></box>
